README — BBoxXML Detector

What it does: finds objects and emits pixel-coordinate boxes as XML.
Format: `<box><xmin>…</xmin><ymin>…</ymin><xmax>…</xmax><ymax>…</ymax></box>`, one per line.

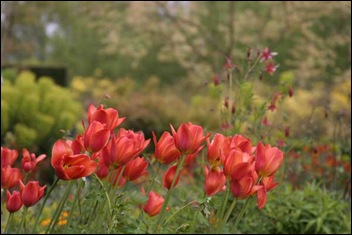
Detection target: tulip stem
<box><xmin>163</xmin><ymin>200</ymin><xmax>197</xmax><ymax>226</ymax></box>
<box><xmin>45</xmin><ymin>180</ymin><xmax>74</xmax><ymax>234</ymax></box>
<box><xmin>146</xmin><ymin>163</ymin><xmax>161</xmax><ymax>193</ymax></box>
<box><xmin>32</xmin><ymin>177</ymin><xmax>60</xmax><ymax>233</ymax></box>
<box><xmin>154</xmin><ymin>154</ymin><xmax>187</xmax><ymax>233</ymax></box>
<box><xmin>4</xmin><ymin>213</ymin><xmax>14</xmax><ymax>234</ymax></box>
<box><xmin>216</xmin><ymin>180</ymin><xmax>230</xmax><ymax>233</ymax></box>
<box><xmin>94</xmin><ymin>173</ymin><xmax>112</xmax><ymax>216</ymax></box>
<box><xmin>223</xmin><ymin>198</ymin><xmax>237</xmax><ymax>224</ymax></box>
<box><xmin>64</xmin><ymin>179</ymin><xmax>85</xmax><ymax>233</ymax></box>
<box><xmin>230</xmin><ymin>197</ymin><xmax>251</xmax><ymax>234</ymax></box>
<box><xmin>18</xmin><ymin>206</ymin><xmax>28</xmax><ymax>234</ymax></box>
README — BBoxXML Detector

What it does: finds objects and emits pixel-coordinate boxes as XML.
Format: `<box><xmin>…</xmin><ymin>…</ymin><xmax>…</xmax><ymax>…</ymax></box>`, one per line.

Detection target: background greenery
<box><xmin>1</xmin><ymin>1</ymin><xmax>351</xmax><ymax>234</ymax></box>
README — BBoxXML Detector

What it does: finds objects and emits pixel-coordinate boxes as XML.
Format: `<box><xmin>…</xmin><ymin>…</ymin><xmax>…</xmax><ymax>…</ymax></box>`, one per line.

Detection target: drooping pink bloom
<box><xmin>214</xmin><ymin>74</ymin><xmax>220</xmax><ymax>86</ymax></box>
<box><xmin>260</xmin><ymin>48</ymin><xmax>278</xmax><ymax>63</ymax></box>
<box><xmin>21</xmin><ymin>148</ymin><xmax>46</xmax><ymax>172</ymax></box>
<box><xmin>265</xmin><ymin>62</ymin><xmax>279</xmax><ymax>75</ymax></box>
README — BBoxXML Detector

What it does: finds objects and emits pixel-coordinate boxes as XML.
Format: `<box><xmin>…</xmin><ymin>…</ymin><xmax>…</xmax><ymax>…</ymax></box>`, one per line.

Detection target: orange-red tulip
<box><xmin>255</xmin><ymin>142</ymin><xmax>284</xmax><ymax>177</ymax></box>
<box><xmin>84</xmin><ymin>121</ymin><xmax>111</xmax><ymax>153</ymax></box>
<box><xmin>1</xmin><ymin>147</ymin><xmax>18</xmax><ymax>167</ymax></box>
<box><xmin>207</xmin><ymin>133</ymin><xmax>226</xmax><ymax>166</ymax></box>
<box><xmin>1</xmin><ymin>167</ymin><xmax>22</xmax><ymax>189</ymax></box>
<box><xmin>230</xmin><ymin>171</ymin><xmax>260</xmax><ymax>200</ymax></box>
<box><xmin>6</xmin><ymin>190</ymin><xmax>23</xmax><ymax>213</ymax></box>
<box><xmin>51</xmin><ymin>140</ymin><xmax>97</xmax><ymax>180</ymax></box>
<box><xmin>87</xmin><ymin>104</ymin><xmax>125</xmax><ymax>131</ymax></box>
<box><xmin>21</xmin><ymin>148</ymin><xmax>46</xmax><ymax>172</ymax></box>
<box><xmin>19</xmin><ymin>180</ymin><xmax>46</xmax><ymax>207</ymax></box>
<box><xmin>204</xmin><ymin>166</ymin><xmax>226</xmax><ymax>196</ymax></box>
<box><xmin>170</xmin><ymin>122</ymin><xmax>210</xmax><ymax>154</ymax></box>
<box><xmin>143</xmin><ymin>191</ymin><xmax>164</xmax><ymax>217</ymax></box>
<box><xmin>163</xmin><ymin>165</ymin><xmax>181</xmax><ymax>189</ymax></box>
<box><xmin>124</xmin><ymin>157</ymin><xmax>148</xmax><ymax>181</ymax></box>
<box><xmin>223</xmin><ymin>149</ymin><xmax>253</xmax><ymax>180</ymax></box>
<box><xmin>152</xmin><ymin>131</ymin><xmax>180</xmax><ymax>164</ymax></box>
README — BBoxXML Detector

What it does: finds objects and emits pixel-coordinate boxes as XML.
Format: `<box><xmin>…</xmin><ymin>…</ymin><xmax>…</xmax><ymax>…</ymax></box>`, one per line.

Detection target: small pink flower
<box><xmin>265</xmin><ymin>62</ymin><xmax>279</xmax><ymax>75</ymax></box>
<box><xmin>260</xmin><ymin>48</ymin><xmax>278</xmax><ymax>63</ymax></box>
<box><xmin>21</xmin><ymin>148</ymin><xmax>46</xmax><ymax>172</ymax></box>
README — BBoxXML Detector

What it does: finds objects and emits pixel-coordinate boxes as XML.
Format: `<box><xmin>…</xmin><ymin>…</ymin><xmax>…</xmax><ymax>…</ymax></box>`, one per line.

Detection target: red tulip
<box><xmin>204</xmin><ymin>166</ymin><xmax>226</xmax><ymax>196</ymax></box>
<box><xmin>223</xmin><ymin>149</ymin><xmax>253</xmax><ymax>180</ymax></box>
<box><xmin>207</xmin><ymin>133</ymin><xmax>226</xmax><ymax>166</ymax></box>
<box><xmin>256</xmin><ymin>175</ymin><xmax>279</xmax><ymax>209</ymax></box>
<box><xmin>51</xmin><ymin>140</ymin><xmax>97</xmax><ymax>180</ymax></box>
<box><xmin>152</xmin><ymin>131</ymin><xmax>180</xmax><ymax>165</ymax></box>
<box><xmin>1</xmin><ymin>147</ymin><xmax>18</xmax><ymax>167</ymax></box>
<box><xmin>87</xmin><ymin>104</ymin><xmax>125</xmax><ymax>130</ymax></box>
<box><xmin>84</xmin><ymin>121</ymin><xmax>111</xmax><ymax>153</ymax></box>
<box><xmin>19</xmin><ymin>180</ymin><xmax>46</xmax><ymax>207</ymax></box>
<box><xmin>229</xmin><ymin>135</ymin><xmax>253</xmax><ymax>154</ymax></box>
<box><xmin>170</xmin><ymin>122</ymin><xmax>210</xmax><ymax>154</ymax></box>
<box><xmin>255</xmin><ymin>142</ymin><xmax>284</xmax><ymax>177</ymax></box>
<box><xmin>163</xmin><ymin>165</ymin><xmax>181</xmax><ymax>189</ymax></box>
<box><xmin>230</xmin><ymin>171</ymin><xmax>260</xmax><ymax>200</ymax></box>
<box><xmin>143</xmin><ymin>191</ymin><xmax>164</xmax><ymax>217</ymax></box>
<box><xmin>103</xmin><ymin>129</ymin><xmax>150</xmax><ymax>167</ymax></box>
<box><xmin>6</xmin><ymin>190</ymin><xmax>23</xmax><ymax>213</ymax></box>
<box><xmin>124</xmin><ymin>157</ymin><xmax>148</xmax><ymax>181</ymax></box>
<box><xmin>1</xmin><ymin>167</ymin><xmax>22</xmax><ymax>189</ymax></box>
<box><xmin>21</xmin><ymin>148</ymin><xmax>46</xmax><ymax>172</ymax></box>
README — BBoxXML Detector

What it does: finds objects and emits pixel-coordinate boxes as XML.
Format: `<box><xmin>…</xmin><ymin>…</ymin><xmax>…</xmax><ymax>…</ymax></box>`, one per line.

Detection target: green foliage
<box><xmin>1</xmin><ymin>71</ymin><xmax>82</xmax><ymax>153</ymax></box>
<box><xmin>240</xmin><ymin>182</ymin><xmax>351</xmax><ymax>234</ymax></box>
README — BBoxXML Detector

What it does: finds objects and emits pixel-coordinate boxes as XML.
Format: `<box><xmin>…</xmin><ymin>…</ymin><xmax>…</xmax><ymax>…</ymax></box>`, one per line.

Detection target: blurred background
<box><xmin>1</xmin><ymin>2</ymin><xmax>351</xmax><ymax>233</ymax></box>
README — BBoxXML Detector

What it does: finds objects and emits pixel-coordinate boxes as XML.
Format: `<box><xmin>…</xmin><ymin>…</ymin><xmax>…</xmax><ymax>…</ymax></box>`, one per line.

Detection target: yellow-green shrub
<box><xmin>1</xmin><ymin>71</ymin><xmax>83</xmax><ymax>152</ymax></box>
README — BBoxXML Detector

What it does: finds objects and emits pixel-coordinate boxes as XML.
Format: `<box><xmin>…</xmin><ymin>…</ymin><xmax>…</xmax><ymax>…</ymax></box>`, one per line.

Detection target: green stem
<box><xmin>18</xmin><ymin>206</ymin><xmax>28</xmax><ymax>234</ymax></box>
<box><xmin>230</xmin><ymin>197</ymin><xmax>251</xmax><ymax>234</ymax></box>
<box><xmin>46</xmin><ymin>180</ymin><xmax>74</xmax><ymax>234</ymax></box>
<box><xmin>223</xmin><ymin>198</ymin><xmax>237</xmax><ymax>224</ymax></box>
<box><xmin>93</xmin><ymin>173</ymin><xmax>112</xmax><ymax>217</ymax></box>
<box><xmin>146</xmin><ymin>163</ymin><xmax>161</xmax><ymax>193</ymax></box>
<box><xmin>215</xmin><ymin>180</ymin><xmax>230</xmax><ymax>233</ymax></box>
<box><xmin>32</xmin><ymin>177</ymin><xmax>60</xmax><ymax>233</ymax></box>
<box><xmin>189</xmin><ymin>207</ymin><xmax>200</xmax><ymax>234</ymax></box>
<box><xmin>4</xmin><ymin>213</ymin><xmax>14</xmax><ymax>234</ymax></box>
<box><xmin>63</xmin><ymin>179</ymin><xmax>85</xmax><ymax>233</ymax></box>
<box><xmin>23</xmin><ymin>172</ymin><xmax>31</xmax><ymax>184</ymax></box>
<box><xmin>154</xmin><ymin>154</ymin><xmax>187</xmax><ymax>233</ymax></box>
<box><xmin>163</xmin><ymin>200</ymin><xmax>196</xmax><ymax>226</ymax></box>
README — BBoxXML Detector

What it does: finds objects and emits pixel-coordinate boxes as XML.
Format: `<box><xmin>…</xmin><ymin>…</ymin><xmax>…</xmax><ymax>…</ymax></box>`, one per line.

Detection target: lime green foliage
<box><xmin>1</xmin><ymin>70</ymin><xmax>82</xmax><ymax>152</ymax></box>
<box><xmin>240</xmin><ymin>182</ymin><xmax>351</xmax><ymax>234</ymax></box>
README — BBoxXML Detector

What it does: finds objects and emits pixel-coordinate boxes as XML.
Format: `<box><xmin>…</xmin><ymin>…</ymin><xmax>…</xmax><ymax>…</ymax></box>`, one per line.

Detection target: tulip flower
<box><xmin>207</xmin><ymin>133</ymin><xmax>226</xmax><ymax>166</ymax></box>
<box><xmin>84</xmin><ymin>121</ymin><xmax>111</xmax><ymax>153</ymax></box>
<box><xmin>230</xmin><ymin>171</ymin><xmax>260</xmax><ymax>200</ymax></box>
<box><xmin>124</xmin><ymin>157</ymin><xmax>148</xmax><ymax>181</ymax></box>
<box><xmin>229</xmin><ymin>134</ymin><xmax>253</xmax><ymax>154</ymax></box>
<box><xmin>152</xmin><ymin>131</ymin><xmax>180</xmax><ymax>165</ymax></box>
<box><xmin>170</xmin><ymin>122</ymin><xmax>210</xmax><ymax>154</ymax></box>
<box><xmin>256</xmin><ymin>175</ymin><xmax>279</xmax><ymax>209</ymax></box>
<box><xmin>87</xmin><ymin>104</ymin><xmax>125</xmax><ymax>131</ymax></box>
<box><xmin>1</xmin><ymin>147</ymin><xmax>19</xmax><ymax>167</ymax></box>
<box><xmin>6</xmin><ymin>190</ymin><xmax>23</xmax><ymax>213</ymax></box>
<box><xmin>255</xmin><ymin>142</ymin><xmax>284</xmax><ymax>177</ymax></box>
<box><xmin>103</xmin><ymin>129</ymin><xmax>150</xmax><ymax>167</ymax></box>
<box><xmin>51</xmin><ymin>140</ymin><xmax>98</xmax><ymax>180</ymax></box>
<box><xmin>204</xmin><ymin>166</ymin><xmax>226</xmax><ymax>196</ymax></box>
<box><xmin>21</xmin><ymin>148</ymin><xmax>46</xmax><ymax>172</ymax></box>
<box><xmin>143</xmin><ymin>191</ymin><xmax>164</xmax><ymax>217</ymax></box>
<box><xmin>19</xmin><ymin>180</ymin><xmax>46</xmax><ymax>207</ymax></box>
<box><xmin>223</xmin><ymin>149</ymin><xmax>253</xmax><ymax>180</ymax></box>
<box><xmin>1</xmin><ymin>167</ymin><xmax>22</xmax><ymax>189</ymax></box>
<box><xmin>163</xmin><ymin>165</ymin><xmax>181</xmax><ymax>189</ymax></box>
